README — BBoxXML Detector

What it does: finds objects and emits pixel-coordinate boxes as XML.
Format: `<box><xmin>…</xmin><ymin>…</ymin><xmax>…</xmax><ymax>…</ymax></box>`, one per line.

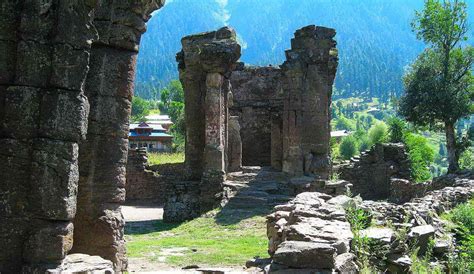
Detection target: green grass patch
<box><xmin>148</xmin><ymin>152</ymin><xmax>184</xmax><ymax>165</ymax></box>
<box><xmin>125</xmin><ymin>211</ymin><xmax>268</xmax><ymax>267</ymax></box>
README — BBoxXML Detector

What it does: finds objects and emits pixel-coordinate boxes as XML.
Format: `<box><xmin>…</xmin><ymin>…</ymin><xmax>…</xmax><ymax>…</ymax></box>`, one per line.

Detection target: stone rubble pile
<box><xmin>359</xmin><ymin>175</ymin><xmax>474</xmax><ymax>271</ymax></box>
<box><xmin>266</xmin><ymin>192</ymin><xmax>358</xmax><ymax>273</ymax></box>
<box><xmin>263</xmin><ymin>173</ymin><xmax>473</xmax><ymax>273</ymax></box>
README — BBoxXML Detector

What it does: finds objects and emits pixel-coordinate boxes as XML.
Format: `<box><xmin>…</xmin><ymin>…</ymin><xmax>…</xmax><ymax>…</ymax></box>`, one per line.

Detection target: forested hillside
<box><xmin>135</xmin><ymin>0</ymin><xmax>473</xmax><ymax>100</ymax></box>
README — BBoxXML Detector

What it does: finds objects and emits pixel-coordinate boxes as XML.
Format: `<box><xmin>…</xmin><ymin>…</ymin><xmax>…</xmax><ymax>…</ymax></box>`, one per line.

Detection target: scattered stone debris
<box><xmin>264</xmin><ymin>172</ymin><xmax>473</xmax><ymax>273</ymax></box>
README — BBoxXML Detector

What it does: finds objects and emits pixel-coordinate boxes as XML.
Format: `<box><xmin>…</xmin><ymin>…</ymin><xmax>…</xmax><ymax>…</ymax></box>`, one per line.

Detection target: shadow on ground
<box><xmin>214</xmin><ymin>167</ymin><xmax>291</xmax><ymax>225</ymax></box>
<box><xmin>125</xmin><ymin>220</ymin><xmax>180</xmax><ymax>235</ymax></box>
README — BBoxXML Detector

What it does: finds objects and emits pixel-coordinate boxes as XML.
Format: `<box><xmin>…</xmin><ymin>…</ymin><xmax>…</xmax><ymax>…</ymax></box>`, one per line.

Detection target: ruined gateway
<box><xmin>0</xmin><ymin>1</ymin><xmax>338</xmax><ymax>273</ymax></box>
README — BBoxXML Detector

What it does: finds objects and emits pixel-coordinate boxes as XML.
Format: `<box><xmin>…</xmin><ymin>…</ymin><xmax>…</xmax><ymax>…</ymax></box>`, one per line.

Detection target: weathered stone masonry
<box><xmin>0</xmin><ymin>1</ymin><xmax>162</xmax><ymax>272</ymax></box>
<box><xmin>281</xmin><ymin>26</ymin><xmax>338</xmax><ymax>179</ymax></box>
<box><xmin>177</xmin><ymin>27</ymin><xmax>241</xmax><ymax>212</ymax></box>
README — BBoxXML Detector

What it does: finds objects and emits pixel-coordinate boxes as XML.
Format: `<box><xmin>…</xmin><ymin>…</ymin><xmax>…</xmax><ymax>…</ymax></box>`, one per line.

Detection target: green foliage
<box><xmin>346</xmin><ymin>202</ymin><xmax>375</xmax><ymax>271</ymax></box>
<box><xmin>388</xmin><ymin>116</ymin><xmax>407</xmax><ymax>143</ymax></box>
<box><xmin>401</xmin><ymin>0</ymin><xmax>474</xmax><ymax>172</ymax></box>
<box><xmin>368</xmin><ymin>122</ymin><xmax>389</xmax><ymax>145</ymax></box>
<box><xmin>409</xmin><ymin>240</ymin><xmax>442</xmax><ymax>274</ymax></box>
<box><xmin>340</xmin><ymin>135</ymin><xmax>359</xmax><ymax>160</ymax></box>
<box><xmin>159</xmin><ymin>80</ymin><xmax>184</xmax><ymax>113</ymax></box>
<box><xmin>459</xmin><ymin>147</ymin><xmax>474</xmax><ymax>170</ymax></box>
<box><xmin>158</xmin><ymin>80</ymin><xmax>186</xmax><ymax>151</ymax></box>
<box><xmin>404</xmin><ymin>132</ymin><xmax>435</xmax><ymax>182</ymax></box>
<box><xmin>131</xmin><ymin>96</ymin><xmax>151</xmax><ymax>122</ymax></box>
<box><xmin>443</xmin><ymin>200</ymin><xmax>474</xmax><ymax>272</ymax></box>
<box><xmin>335</xmin><ymin>116</ymin><xmax>356</xmax><ymax>131</ymax></box>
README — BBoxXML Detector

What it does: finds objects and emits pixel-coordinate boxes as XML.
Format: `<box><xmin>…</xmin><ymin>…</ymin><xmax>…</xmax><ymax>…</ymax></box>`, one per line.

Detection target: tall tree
<box><xmin>400</xmin><ymin>0</ymin><xmax>474</xmax><ymax>173</ymax></box>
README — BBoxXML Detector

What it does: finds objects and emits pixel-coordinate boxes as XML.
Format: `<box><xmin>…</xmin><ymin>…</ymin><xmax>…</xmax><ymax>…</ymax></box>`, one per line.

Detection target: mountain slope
<box><xmin>135</xmin><ymin>0</ymin><xmax>473</xmax><ymax>100</ymax></box>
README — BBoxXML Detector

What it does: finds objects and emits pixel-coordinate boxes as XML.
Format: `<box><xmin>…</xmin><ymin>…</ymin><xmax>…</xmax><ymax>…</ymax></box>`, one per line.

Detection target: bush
<box><xmin>131</xmin><ymin>96</ymin><xmax>151</xmax><ymax>122</ymax></box>
<box><xmin>459</xmin><ymin>147</ymin><xmax>474</xmax><ymax>170</ymax></box>
<box><xmin>340</xmin><ymin>135</ymin><xmax>358</xmax><ymax>160</ymax></box>
<box><xmin>368</xmin><ymin>122</ymin><xmax>389</xmax><ymax>145</ymax></box>
<box><xmin>387</xmin><ymin>117</ymin><xmax>406</xmax><ymax>143</ymax></box>
<box><xmin>404</xmin><ymin>133</ymin><xmax>435</xmax><ymax>182</ymax></box>
<box><xmin>443</xmin><ymin>200</ymin><xmax>474</xmax><ymax>272</ymax></box>
<box><xmin>335</xmin><ymin>116</ymin><xmax>357</xmax><ymax>131</ymax></box>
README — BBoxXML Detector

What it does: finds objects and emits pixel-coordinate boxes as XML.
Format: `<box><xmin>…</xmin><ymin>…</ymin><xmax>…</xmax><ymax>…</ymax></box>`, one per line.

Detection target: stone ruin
<box><xmin>165</xmin><ymin>25</ymin><xmax>339</xmax><ymax>222</ymax></box>
<box><xmin>265</xmin><ymin>172</ymin><xmax>474</xmax><ymax>273</ymax></box>
<box><xmin>0</xmin><ymin>0</ymin><xmax>339</xmax><ymax>270</ymax></box>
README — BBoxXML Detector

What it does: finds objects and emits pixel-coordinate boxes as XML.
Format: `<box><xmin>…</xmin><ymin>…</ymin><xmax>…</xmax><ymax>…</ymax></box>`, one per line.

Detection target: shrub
<box><xmin>404</xmin><ymin>133</ymin><xmax>435</xmax><ymax>182</ymax></box>
<box><xmin>340</xmin><ymin>135</ymin><xmax>358</xmax><ymax>160</ymax></box>
<box><xmin>368</xmin><ymin>122</ymin><xmax>389</xmax><ymax>145</ymax></box>
<box><xmin>459</xmin><ymin>147</ymin><xmax>474</xmax><ymax>170</ymax></box>
<box><xmin>335</xmin><ymin>116</ymin><xmax>357</xmax><ymax>131</ymax></box>
<box><xmin>387</xmin><ymin>117</ymin><xmax>407</xmax><ymax>143</ymax></box>
<box><xmin>443</xmin><ymin>200</ymin><xmax>474</xmax><ymax>272</ymax></box>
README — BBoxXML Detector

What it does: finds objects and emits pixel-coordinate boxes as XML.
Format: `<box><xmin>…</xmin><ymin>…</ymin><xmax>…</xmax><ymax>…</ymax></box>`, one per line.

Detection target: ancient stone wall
<box><xmin>125</xmin><ymin>148</ymin><xmax>167</xmax><ymax>202</ymax></box>
<box><xmin>0</xmin><ymin>1</ymin><xmax>162</xmax><ymax>272</ymax></box>
<box><xmin>177</xmin><ymin>27</ymin><xmax>241</xmax><ymax>211</ymax></box>
<box><xmin>281</xmin><ymin>26</ymin><xmax>338</xmax><ymax>179</ymax></box>
<box><xmin>229</xmin><ymin>64</ymin><xmax>283</xmax><ymax>168</ymax></box>
<box><xmin>337</xmin><ymin>143</ymin><xmax>411</xmax><ymax>200</ymax></box>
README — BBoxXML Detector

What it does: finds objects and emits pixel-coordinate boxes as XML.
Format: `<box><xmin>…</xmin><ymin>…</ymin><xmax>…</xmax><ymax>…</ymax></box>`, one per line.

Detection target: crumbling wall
<box><xmin>230</xmin><ymin>64</ymin><xmax>283</xmax><ymax>168</ymax></box>
<box><xmin>0</xmin><ymin>1</ymin><xmax>162</xmax><ymax>272</ymax></box>
<box><xmin>281</xmin><ymin>26</ymin><xmax>338</xmax><ymax>179</ymax></box>
<box><xmin>125</xmin><ymin>148</ymin><xmax>167</xmax><ymax>202</ymax></box>
<box><xmin>338</xmin><ymin>143</ymin><xmax>412</xmax><ymax>200</ymax></box>
<box><xmin>177</xmin><ymin>27</ymin><xmax>241</xmax><ymax>212</ymax></box>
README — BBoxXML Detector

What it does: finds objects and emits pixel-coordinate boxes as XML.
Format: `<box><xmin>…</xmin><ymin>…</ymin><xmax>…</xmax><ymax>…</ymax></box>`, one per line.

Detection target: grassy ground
<box><xmin>148</xmin><ymin>152</ymin><xmax>184</xmax><ymax>165</ymax></box>
<box><xmin>125</xmin><ymin>210</ymin><xmax>268</xmax><ymax>267</ymax></box>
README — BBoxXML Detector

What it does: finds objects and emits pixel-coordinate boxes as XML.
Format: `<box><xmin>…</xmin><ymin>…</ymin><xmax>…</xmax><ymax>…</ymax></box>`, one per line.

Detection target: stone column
<box><xmin>228</xmin><ymin>116</ymin><xmax>243</xmax><ymax>172</ymax></box>
<box><xmin>0</xmin><ymin>1</ymin><xmax>95</xmax><ymax>272</ymax></box>
<box><xmin>177</xmin><ymin>27</ymin><xmax>241</xmax><ymax>211</ymax></box>
<box><xmin>281</xmin><ymin>25</ymin><xmax>338</xmax><ymax>179</ymax></box>
<box><xmin>72</xmin><ymin>1</ymin><xmax>163</xmax><ymax>272</ymax></box>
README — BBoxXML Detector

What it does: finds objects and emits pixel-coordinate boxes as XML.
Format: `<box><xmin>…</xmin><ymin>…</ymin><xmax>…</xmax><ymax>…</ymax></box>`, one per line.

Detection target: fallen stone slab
<box><xmin>272</xmin><ymin>241</ymin><xmax>337</xmax><ymax>269</ymax></box>
<box><xmin>361</xmin><ymin>227</ymin><xmax>395</xmax><ymax>245</ymax></box>
<box><xmin>47</xmin><ymin>253</ymin><xmax>113</xmax><ymax>273</ymax></box>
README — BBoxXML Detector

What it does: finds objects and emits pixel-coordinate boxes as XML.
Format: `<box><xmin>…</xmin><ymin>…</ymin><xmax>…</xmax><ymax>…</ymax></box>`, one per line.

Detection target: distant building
<box><xmin>331</xmin><ymin>130</ymin><xmax>351</xmax><ymax>141</ymax></box>
<box><xmin>129</xmin><ymin>121</ymin><xmax>173</xmax><ymax>152</ymax></box>
<box><xmin>145</xmin><ymin>114</ymin><xmax>173</xmax><ymax>131</ymax></box>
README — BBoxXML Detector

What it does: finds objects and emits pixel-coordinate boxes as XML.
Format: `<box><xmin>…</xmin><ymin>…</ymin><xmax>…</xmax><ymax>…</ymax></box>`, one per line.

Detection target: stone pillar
<box><xmin>177</xmin><ymin>27</ymin><xmax>241</xmax><ymax>211</ymax></box>
<box><xmin>271</xmin><ymin>113</ymin><xmax>283</xmax><ymax>170</ymax></box>
<box><xmin>281</xmin><ymin>25</ymin><xmax>338</xmax><ymax>179</ymax></box>
<box><xmin>0</xmin><ymin>1</ymin><xmax>95</xmax><ymax>272</ymax></box>
<box><xmin>72</xmin><ymin>1</ymin><xmax>163</xmax><ymax>272</ymax></box>
<box><xmin>228</xmin><ymin>116</ymin><xmax>243</xmax><ymax>172</ymax></box>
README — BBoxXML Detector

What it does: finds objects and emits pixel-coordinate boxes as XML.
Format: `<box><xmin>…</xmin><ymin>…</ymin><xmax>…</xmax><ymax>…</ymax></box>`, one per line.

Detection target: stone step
<box><xmin>225</xmin><ymin>196</ymin><xmax>268</xmax><ymax>209</ymax></box>
<box><xmin>223</xmin><ymin>180</ymin><xmax>249</xmax><ymax>191</ymax></box>
<box><xmin>226</xmin><ymin>172</ymin><xmax>259</xmax><ymax>182</ymax></box>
